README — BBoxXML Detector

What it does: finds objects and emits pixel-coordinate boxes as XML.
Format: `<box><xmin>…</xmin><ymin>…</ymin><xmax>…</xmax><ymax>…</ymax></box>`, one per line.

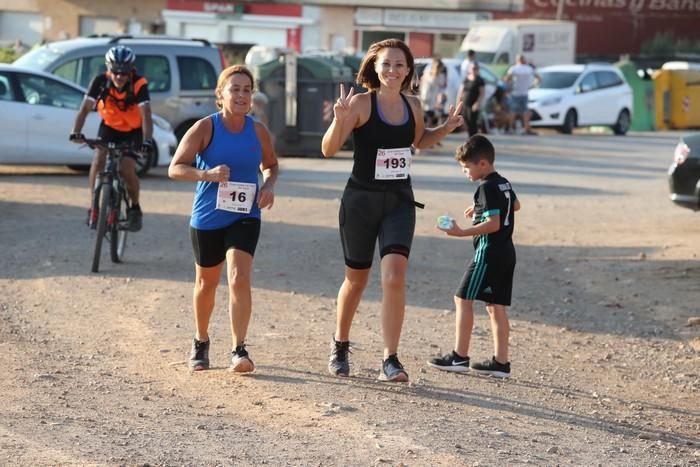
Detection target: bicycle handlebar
<box><xmin>82</xmin><ymin>138</ymin><xmax>144</xmax><ymax>157</ymax></box>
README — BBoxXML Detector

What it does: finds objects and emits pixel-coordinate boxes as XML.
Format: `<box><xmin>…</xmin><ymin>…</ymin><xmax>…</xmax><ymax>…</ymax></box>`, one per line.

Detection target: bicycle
<box><xmin>83</xmin><ymin>138</ymin><xmax>142</xmax><ymax>273</ymax></box>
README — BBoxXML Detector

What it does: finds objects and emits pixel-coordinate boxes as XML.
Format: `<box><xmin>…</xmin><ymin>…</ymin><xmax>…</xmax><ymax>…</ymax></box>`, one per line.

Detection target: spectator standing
<box><xmin>250</xmin><ymin>90</ymin><xmax>269</xmax><ymax>127</ymax></box>
<box><xmin>460</xmin><ymin>49</ymin><xmax>476</xmax><ymax>81</ymax></box>
<box><xmin>419</xmin><ymin>57</ymin><xmax>448</xmax><ymax>128</ymax></box>
<box><xmin>504</xmin><ymin>54</ymin><xmax>540</xmax><ymax>135</ymax></box>
<box><xmin>458</xmin><ymin>61</ymin><xmax>486</xmax><ymax>137</ymax></box>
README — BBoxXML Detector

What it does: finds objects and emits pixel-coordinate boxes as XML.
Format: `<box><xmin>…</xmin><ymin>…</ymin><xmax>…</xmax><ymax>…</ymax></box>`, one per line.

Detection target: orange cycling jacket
<box><xmin>87</xmin><ymin>72</ymin><xmax>150</xmax><ymax>132</ymax></box>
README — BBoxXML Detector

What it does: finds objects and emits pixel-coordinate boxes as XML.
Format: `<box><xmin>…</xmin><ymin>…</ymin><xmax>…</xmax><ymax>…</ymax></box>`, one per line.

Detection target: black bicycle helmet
<box><xmin>105</xmin><ymin>45</ymin><xmax>135</xmax><ymax>74</ymax></box>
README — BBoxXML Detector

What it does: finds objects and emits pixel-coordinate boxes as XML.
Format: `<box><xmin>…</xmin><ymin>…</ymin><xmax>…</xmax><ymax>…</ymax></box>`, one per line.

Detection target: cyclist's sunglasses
<box><xmin>108</xmin><ymin>67</ymin><xmax>131</xmax><ymax>77</ymax></box>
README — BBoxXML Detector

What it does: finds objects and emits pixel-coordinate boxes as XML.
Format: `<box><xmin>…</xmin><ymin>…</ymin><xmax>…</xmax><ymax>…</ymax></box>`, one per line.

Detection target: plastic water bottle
<box><xmin>437</xmin><ymin>215</ymin><xmax>454</xmax><ymax>229</ymax></box>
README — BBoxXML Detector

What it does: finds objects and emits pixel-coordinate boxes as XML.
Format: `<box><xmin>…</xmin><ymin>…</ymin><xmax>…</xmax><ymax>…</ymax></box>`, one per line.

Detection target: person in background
<box><xmin>458</xmin><ymin>61</ymin><xmax>485</xmax><ymax>137</ymax></box>
<box><xmin>460</xmin><ymin>49</ymin><xmax>477</xmax><ymax>82</ymax></box>
<box><xmin>250</xmin><ymin>90</ymin><xmax>270</xmax><ymax>128</ymax></box>
<box><xmin>419</xmin><ymin>57</ymin><xmax>448</xmax><ymax>129</ymax></box>
<box><xmin>486</xmin><ymin>84</ymin><xmax>514</xmax><ymax>134</ymax></box>
<box><xmin>504</xmin><ymin>54</ymin><xmax>540</xmax><ymax>135</ymax></box>
<box><xmin>168</xmin><ymin>65</ymin><xmax>279</xmax><ymax>374</ymax></box>
<box><xmin>12</xmin><ymin>39</ymin><xmax>28</xmax><ymax>56</ymax></box>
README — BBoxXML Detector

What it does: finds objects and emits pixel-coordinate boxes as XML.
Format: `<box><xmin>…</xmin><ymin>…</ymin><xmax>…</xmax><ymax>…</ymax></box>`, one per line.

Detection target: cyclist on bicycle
<box><xmin>69</xmin><ymin>45</ymin><xmax>154</xmax><ymax>232</ymax></box>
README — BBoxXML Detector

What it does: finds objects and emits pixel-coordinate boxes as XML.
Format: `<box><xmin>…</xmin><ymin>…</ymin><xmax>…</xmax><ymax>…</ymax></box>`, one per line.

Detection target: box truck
<box><xmin>460</xmin><ymin>19</ymin><xmax>576</xmax><ymax>67</ymax></box>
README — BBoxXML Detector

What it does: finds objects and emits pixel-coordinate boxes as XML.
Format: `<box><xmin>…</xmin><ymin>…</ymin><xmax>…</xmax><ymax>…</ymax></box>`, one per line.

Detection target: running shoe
<box><xmin>428</xmin><ymin>351</ymin><xmax>470</xmax><ymax>373</ymax></box>
<box><xmin>471</xmin><ymin>356</ymin><xmax>511</xmax><ymax>378</ymax></box>
<box><xmin>328</xmin><ymin>338</ymin><xmax>351</xmax><ymax>377</ymax></box>
<box><xmin>189</xmin><ymin>338</ymin><xmax>210</xmax><ymax>371</ymax></box>
<box><xmin>379</xmin><ymin>354</ymin><xmax>409</xmax><ymax>382</ymax></box>
<box><xmin>231</xmin><ymin>344</ymin><xmax>255</xmax><ymax>373</ymax></box>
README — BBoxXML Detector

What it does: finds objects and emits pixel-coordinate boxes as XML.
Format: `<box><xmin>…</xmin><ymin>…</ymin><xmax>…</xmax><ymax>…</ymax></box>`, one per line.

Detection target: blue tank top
<box><xmin>190</xmin><ymin>113</ymin><xmax>262</xmax><ymax>230</ymax></box>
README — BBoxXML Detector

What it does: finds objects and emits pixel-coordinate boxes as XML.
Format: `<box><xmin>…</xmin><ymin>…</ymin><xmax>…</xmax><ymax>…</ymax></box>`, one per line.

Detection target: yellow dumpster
<box><xmin>654</xmin><ymin>66</ymin><xmax>700</xmax><ymax>130</ymax></box>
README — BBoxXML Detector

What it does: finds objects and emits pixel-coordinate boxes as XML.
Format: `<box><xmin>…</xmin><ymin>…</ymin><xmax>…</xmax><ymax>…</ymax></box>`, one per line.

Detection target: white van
<box><xmin>460</xmin><ymin>20</ymin><xmax>576</xmax><ymax>67</ymax></box>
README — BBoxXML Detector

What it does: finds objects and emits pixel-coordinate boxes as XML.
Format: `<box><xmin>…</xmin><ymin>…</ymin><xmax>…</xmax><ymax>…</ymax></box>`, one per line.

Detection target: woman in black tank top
<box><xmin>321</xmin><ymin>39</ymin><xmax>464</xmax><ymax>383</ymax></box>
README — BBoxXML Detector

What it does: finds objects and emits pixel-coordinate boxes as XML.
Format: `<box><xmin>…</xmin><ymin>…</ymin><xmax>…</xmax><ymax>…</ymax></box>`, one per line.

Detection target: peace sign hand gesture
<box><xmin>443</xmin><ymin>102</ymin><xmax>464</xmax><ymax>133</ymax></box>
<box><xmin>333</xmin><ymin>83</ymin><xmax>355</xmax><ymax>123</ymax></box>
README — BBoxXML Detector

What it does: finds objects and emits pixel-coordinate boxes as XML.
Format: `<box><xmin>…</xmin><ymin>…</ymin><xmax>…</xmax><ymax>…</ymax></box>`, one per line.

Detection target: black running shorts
<box><xmin>98</xmin><ymin>123</ymin><xmax>143</xmax><ymax>159</ymax></box>
<box><xmin>190</xmin><ymin>218</ymin><xmax>261</xmax><ymax>268</ymax></box>
<box><xmin>339</xmin><ymin>181</ymin><xmax>416</xmax><ymax>270</ymax></box>
<box><xmin>455</xmin><ymin>243</ymin><xmax>515</xmax><ymax>306</ymax></box>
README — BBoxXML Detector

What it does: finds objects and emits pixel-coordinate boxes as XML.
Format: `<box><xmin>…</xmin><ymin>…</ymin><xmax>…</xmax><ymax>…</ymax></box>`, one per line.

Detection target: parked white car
<box><xmin>528</xmin><ymin>63</ymin><xmax>633</xmax><ymax>135</ymax></box>
<box><xmin>0</xmin><ymin>64</ymin><xmax>177</xmax><ymax>175</ymax></box>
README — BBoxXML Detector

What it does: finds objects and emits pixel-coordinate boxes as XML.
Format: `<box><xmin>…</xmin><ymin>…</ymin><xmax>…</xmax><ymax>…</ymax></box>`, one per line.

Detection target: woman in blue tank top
<box><xmin>168</xmin><ymin>65</ymin><xmax>279</xmax><ymax>374</ymax></box>
<box><xmin>321</xmin><ymin>39</ymin><xmax>464</xmax><ymax>382</ymax></box>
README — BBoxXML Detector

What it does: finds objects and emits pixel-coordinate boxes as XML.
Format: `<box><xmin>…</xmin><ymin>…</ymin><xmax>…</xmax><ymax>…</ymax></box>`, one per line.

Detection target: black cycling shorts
<box><xmin>455</xmin><ymin>243</ymin><xmax>516</xmax><ymax>306</ymax></box>
<box><xmin>190</xmin><ymin>218</ymin><xmax>261</xmax><ymax>268</ymax></box>
<box><xmin>98</xmin><ymin>123</ymin><xmax>143</xmax><ymax>159</ymax></box>
<box><xmin>339</xmin><ymin>181</ymin><xmax>416</xmax><ymax>270</ymax></box>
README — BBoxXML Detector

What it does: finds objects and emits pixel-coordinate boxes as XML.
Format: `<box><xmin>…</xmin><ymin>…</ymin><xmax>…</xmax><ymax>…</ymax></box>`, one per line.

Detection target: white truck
<box><xmin>460</xmin><ymin>19</ymin><xmax>576</xmax><ymax>67</ymax></box>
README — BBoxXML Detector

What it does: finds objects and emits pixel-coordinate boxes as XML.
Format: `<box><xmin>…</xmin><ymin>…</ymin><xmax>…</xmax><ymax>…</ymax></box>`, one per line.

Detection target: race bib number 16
<box><xmin>216</xmin><ymin>181</ymin><xmax>256</xmax><ymax>214</ymax></box>
<box><xmin>375</xmin><ymin>147</ymin><xmax>412</xmax><ymax>180</ymax></box>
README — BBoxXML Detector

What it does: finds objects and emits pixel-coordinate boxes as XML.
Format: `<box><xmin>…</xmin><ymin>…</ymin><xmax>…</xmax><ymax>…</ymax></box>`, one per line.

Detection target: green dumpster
<box><xmin>617</xmin><ymin>60</ymin><xmax>656</xmax><ymax>131</ymax></box>
<box><xmin>255</xmin><ymin>53</ymin><xmax>354</xmax><ymax>157</ymax></box>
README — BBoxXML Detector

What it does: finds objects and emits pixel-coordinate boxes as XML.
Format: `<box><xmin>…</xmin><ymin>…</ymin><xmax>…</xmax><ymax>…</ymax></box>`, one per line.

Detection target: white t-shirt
<box><xmin>460</xmin><ymin>58</ymin><xmax>472</xmax><ymax>81</ymax></box>
<box><xmin>508</xmin><ymin>63</ymin><xmax>536</xmax><ymax>96</ymax></box>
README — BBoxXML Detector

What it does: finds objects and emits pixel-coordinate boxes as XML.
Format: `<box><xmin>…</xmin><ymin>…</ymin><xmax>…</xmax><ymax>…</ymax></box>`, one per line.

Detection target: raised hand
<box><xmin>443</xmin><ymin>102</ymin><xmax>464</xmax><ymax>132</ymax></box>
<box><xmin>333</xmin><ymin>83</ymin><xmax>354</xmax><ymax>123</ymax></box>
<box><xmin>205</xmin><ymin>164</ymin><xmax>230</xmax><ymax>183</ymax></box>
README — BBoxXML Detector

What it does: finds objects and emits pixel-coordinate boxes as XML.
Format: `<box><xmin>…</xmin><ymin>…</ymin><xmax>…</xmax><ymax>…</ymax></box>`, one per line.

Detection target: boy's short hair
<box><xmin>455</xmin><ymin>134</ymin><xmax>495</xmax><ymax>164</ymax></box>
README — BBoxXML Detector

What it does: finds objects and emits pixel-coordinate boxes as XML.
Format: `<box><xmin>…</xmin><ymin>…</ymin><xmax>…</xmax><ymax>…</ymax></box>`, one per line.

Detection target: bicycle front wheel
<box><xmin>110</xmin><ymin>189</ymin><xmax>128</xmax><ymax>263</ymax></box>
<box><xmin>91</xmin><ymin>185</ymin><xmax>112</xmax><ymax>273</ymax></box>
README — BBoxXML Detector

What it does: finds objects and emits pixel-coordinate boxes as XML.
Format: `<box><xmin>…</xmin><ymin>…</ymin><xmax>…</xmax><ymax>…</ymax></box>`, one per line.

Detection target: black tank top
<box><xmin>351</xmin><ymin>92</ymin><xmax>415</xmax><ymax>185</ymax></box>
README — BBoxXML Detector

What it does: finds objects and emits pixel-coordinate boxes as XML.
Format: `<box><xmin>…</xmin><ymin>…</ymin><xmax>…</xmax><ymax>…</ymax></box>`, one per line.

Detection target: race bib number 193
<box><xmin>216</xmin><ymin>181</ymin><xmax>256</xmax><ymax>214</ymax></box>
<box><xmin>375</xmin><ymin>147</ymin><xmax>412</xmax><ymax>180</ymax></box>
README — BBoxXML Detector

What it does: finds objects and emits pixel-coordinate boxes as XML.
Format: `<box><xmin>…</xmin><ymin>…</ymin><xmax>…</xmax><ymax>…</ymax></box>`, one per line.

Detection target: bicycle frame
<box><xmin>86</xmin><ymin>139</ymin><xmax>137</xmax><ymax>272</ymax></box>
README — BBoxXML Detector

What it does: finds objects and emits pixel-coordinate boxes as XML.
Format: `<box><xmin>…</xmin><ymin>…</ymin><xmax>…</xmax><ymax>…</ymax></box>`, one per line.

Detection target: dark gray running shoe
<box><xmin>189</xmin><ymin>338</ymin><xmax>209</xmax><ymax>371</ymax></box>
<box><xmin>471</xmin><ymin>356</ymin><xmax>511</xmax><ymax>378</ymax></box>
<box><xmin>379</xmin><ymin>354</ymin><xmax>408</xmax><ymax>382</ymax></box>
<box><xmin>328</xmin><ymin>338</ymin><xmax>350</xmax><ymax>377</ymax></box>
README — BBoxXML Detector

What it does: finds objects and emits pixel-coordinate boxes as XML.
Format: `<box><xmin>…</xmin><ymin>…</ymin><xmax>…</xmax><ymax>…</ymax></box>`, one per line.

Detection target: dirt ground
<box><xmin>0</xmin><ymin>131</ymin><xmax>698</xmax><ymax>466</ymax></box>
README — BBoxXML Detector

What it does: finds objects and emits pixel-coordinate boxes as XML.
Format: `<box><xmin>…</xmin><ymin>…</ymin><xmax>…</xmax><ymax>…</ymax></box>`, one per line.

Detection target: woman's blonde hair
<box><xmin>215</xmin><ymin>64</ymin><xmax>255</xmax><ymax>110</ymax></box>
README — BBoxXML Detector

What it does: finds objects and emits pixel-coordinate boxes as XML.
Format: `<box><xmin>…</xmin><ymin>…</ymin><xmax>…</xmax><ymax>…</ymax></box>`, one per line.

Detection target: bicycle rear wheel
<box><xmin>110</xmin><ymin>188</ymin><xmax>128</xmax><ymax>263</ymax></box>
<box><xmin>91</xmin><ymin>185</ymin><xmax>112</xmax><ymax>273</ymax></box>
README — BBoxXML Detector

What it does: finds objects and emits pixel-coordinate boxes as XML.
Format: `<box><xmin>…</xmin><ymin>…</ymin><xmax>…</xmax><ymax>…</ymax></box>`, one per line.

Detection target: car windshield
<box><xmin>14</xmin><ymin>47</ymin><xmax>62</xmax><ymax>69</ymax></box>
<box><xmin>538</xmin><ymin>71</ymin><xmax>580</xmax><ymax>89</ymax></box>
<box><xmin>473</xmin><ymin>52</ymin><xmax>495</xmax><ymax>64</ymax></box>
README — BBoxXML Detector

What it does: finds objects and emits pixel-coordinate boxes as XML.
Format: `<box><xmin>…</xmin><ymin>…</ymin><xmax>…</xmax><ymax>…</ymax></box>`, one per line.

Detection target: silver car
<box><xmin>14</xmin><ymin>35</ymin><xmax>225</xmax><ymax>140</ymax></box>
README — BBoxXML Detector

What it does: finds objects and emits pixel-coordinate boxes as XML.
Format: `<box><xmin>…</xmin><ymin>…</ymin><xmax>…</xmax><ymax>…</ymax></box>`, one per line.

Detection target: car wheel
<box><xmin>612</xmin><ymin>109</ymin><xmax>630</xmax><ymax>136</ymax></box>
<box><xmin>136</xmin><ymin>147</ymin><xmax>156</xmax><ymax>177</ymax></box>
<box><xmin>560</xmin><ymin>109</ymin><xmax>576</xmax><ymax>134</ymax></box>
